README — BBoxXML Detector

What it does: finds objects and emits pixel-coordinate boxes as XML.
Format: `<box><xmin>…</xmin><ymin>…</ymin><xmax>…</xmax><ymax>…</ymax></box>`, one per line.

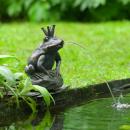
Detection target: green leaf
<box><xmin>0</xmin><ymin>66</ymin><xmax>16</xmax><ymax>86</ymax></box>
<box><xmin>0</xmin><ymin>55</ymin><xmax>17</xmax><ymax>61</ymax></box>
<box><xmin>119</xmin><ymin>0</ymin><xmax>130</xmax><ymax>5</ymax></box>
<box><xmin>0</xmin><ymin>55</ymin><xmax>16</xmax><ymax>59</ymax></box>
<box><xmin>74</xmin><ymin>0</ymin><xmax>106</xmax><ymax>11</ymax></box>
<box><xmin>0</xmin><ymin>55</ymin><xmax>19</xmax><ymax>66</ymax></box>
<box><xmin>4</xmin><ymin>82</ymin><xmax>19</xmax><ymax>107</ymax></box>
<box><xmin>32</xmin><ymin>85</ymin><xmax>55</xmax><ymax>107</ymax></box>
<box><xmin>24</xmin><ymin>78</ymin><xmax>32</xmax><ymax>87</ymax></box>
<box><xmin>0</xmin><ymin>66</ymin><xmax>19</xmax><ymax>106</ymax></box>
<box><xmin>7</xmin><ymin>1</ymin><xmax>22</xmax><ymax>17</ymax></box>
<box><xmin>28</xmin><ymin>1</ymin><xmax>50</xmax><ymax>22</ymax></box>
<box><xmin>20</xmin><ymin>83</ymin><xmax>54</xmax><ymax>106</ymax></box>
<box><xmin>14</xmin><ymin>72</ymin><xmax>24</xmax><ymax>80</ymax></box>
<box><xmin>20</xmin><ymin>78</ymin><xmax>33</xmax><ymax>95</ymax></box>
<box><xmin>0</xmin><ymin>91</ymin><xmax>3</xmax><ymax>98</ymax></box>
<box><xmin>24</xmin><ymin>0</ymin><xmax>34</xmax><ymax>9</ymax></box>
<box><xmin>20</xmin><ymin>78</ymin><xmax>54</xmax><ymax>107</ymax></box>
<box><xmin>74</xmin><ymin>0</ymin><xmax>83</xmax><ymax>7</ymax></box>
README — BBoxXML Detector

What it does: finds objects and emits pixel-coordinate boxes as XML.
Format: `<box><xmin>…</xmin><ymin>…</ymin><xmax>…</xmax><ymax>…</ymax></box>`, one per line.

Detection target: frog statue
<box><xmin>25</xmin><ymin>25</ymin><xmax>64</xmax><ymax>92</ymax></box>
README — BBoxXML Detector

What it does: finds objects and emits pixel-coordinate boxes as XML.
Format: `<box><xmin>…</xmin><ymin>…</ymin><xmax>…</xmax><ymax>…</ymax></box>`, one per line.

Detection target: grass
<box><xmin>0</xmin><ymin>21</ymin><xmax>130</xmax><ymax>89</ymax></box>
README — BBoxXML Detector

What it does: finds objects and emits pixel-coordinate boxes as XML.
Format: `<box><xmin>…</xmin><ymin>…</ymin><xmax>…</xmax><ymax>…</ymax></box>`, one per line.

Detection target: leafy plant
<box><xmin>19</xmin><ymin>78</ymin><xmax>55</xmax><ymax>107</ymax></box>
<box><xmin>74</xmin><ymin>0</ymin><xmax>106</xmax><ymax>11</ymax></box>
<box><xmin>28</xmin><ymin>1</ymin><xmax>50</xmax><ymax>22</ymax></box>
<box><xmin>1</xmin><ymin>0</ymin><xmax>130</xmax><ymax>22</ymax></box>
<box><xmin>0</xmin><ymin>55</ymin><xmax>54</xmax><ymax>111</ymax></box>
<box><xmin>7</xmin><ymin>0</ymin><xmax>23</xmax><ymax>17</ymax></box>
<box><xmin>119</xmin><ymin>0</ymin><xmax>130</xmax><ymax>5</ymax></box>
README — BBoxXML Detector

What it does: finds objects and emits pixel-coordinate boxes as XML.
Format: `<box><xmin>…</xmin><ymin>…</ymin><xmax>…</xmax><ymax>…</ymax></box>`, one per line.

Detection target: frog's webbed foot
<box><xmin>25</xmin><ymin>64</ymin><xmax>35</xmax><ymax>75</ymax></box>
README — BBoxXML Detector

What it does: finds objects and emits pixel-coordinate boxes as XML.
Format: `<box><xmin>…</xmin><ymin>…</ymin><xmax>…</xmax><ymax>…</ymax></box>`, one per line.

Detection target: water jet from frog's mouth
<box><xmin>65</xmin><ymin>41</ymin><xmax>87</xmax><ymax>50</ymax></box>
<box><xmin>105</xmin><ymin>81</ymin><xmax>117</xmax><ymax>104</ymax></box>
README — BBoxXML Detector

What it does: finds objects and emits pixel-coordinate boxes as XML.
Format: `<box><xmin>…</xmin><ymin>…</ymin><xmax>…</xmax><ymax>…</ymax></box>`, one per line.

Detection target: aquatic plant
<box><xmin>0</xmin><ymin>55</ymin><xmax>54</xmax><ymax>111</ymax></box>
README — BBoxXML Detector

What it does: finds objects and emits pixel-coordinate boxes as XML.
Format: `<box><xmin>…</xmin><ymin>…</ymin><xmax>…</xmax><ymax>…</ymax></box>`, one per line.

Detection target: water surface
<box><xmin>63</xmin><ymin>97</ymin><xmax>130</xmax><ymax>130</ymax></box>
<box><xmin>1</xmin><ymin>96</ymin><xmax>130</xmax><ymax>130</ymax></box>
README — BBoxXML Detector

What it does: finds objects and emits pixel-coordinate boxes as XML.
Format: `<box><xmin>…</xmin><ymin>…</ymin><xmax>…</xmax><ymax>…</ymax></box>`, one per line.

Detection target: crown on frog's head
<box><xmin>41</xmin><ymin>25</ymin><xmax>55</xmax><ymax>38</ymax></box>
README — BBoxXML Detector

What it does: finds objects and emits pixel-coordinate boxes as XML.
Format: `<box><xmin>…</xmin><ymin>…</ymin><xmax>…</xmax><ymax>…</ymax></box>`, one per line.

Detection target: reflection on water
<box><xmin>1</xmin><ymin>96</ymin><xmax>130</xmax><ymax>130</ymax></box>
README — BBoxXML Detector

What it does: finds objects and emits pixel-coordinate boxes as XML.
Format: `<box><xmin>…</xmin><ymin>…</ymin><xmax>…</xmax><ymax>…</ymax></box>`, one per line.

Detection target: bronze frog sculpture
<box><xmin>25</xmin><ymin>25</ymin><xmax>64</xmax><ymax>92</ymax></box>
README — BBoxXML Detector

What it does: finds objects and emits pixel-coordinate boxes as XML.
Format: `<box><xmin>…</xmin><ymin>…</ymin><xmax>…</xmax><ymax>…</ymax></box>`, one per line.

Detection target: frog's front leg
<box><xmin>55</xmin><ymin>52</ymin><xmax>61</xmax><ymax>76</ymax></box>
<box><xmin>37</xmin><ymin>55</ymin><xmax>49</xmax><ymax>75</ymax></box>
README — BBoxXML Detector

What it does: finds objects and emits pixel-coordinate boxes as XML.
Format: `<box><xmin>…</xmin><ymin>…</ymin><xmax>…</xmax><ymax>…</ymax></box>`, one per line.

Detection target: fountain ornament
<box><xmin>25</xmin><ymin>25</ymin><xmax>65</xmax><ymax>92</ymax></box>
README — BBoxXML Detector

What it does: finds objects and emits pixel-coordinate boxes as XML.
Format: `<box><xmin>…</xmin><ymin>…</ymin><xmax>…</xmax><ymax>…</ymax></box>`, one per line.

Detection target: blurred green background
<box><xmin>1</xmin><ymin>0</ymin><xmax>130</xmax><ymax>22</ymax></box>
<box><xmin>0</xmin><ymin>0</ymin><xmax>130</xmax><ymax>88</ymax></box>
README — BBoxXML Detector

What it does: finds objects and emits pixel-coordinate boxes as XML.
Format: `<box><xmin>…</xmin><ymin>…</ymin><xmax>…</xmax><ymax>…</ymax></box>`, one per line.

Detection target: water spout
<box><xmin>105</xmin><ymin>80</ymin><xmax>130</xmax><ymax>110</ymax></box>
<box><xmin>112</xmin><ymin>92</ymin><xmax>130</xmax><ymax>110</ymax></box>
<box><xmin>105</xmin><ymin>81</ymin><xmax>116</xmax><ymax>104</ymax></box>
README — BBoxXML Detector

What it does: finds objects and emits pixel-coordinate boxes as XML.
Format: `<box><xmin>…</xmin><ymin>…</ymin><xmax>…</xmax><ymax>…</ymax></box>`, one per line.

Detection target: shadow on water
<box><xmin>1</xmin><ymin>78</ymin><xmax>130</xmax><ymax>130</ymax></box>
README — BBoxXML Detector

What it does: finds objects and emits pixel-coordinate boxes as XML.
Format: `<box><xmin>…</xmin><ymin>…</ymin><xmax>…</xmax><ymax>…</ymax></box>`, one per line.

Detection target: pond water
<box><xmin>63</xmin><ymin>98</ymin><xmax>130</xmax><ymax>130</ymax></box>
<box><xmin>1</xmin><ymin>96</ymin><xmax>130</xmax><ymax>130</ymax></box>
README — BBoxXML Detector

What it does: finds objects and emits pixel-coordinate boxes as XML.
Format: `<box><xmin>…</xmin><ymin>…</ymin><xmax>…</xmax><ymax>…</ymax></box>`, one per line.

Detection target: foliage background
<box><xmin>1</xmin><ymin>0</ymin><xmax>130</xmax><ymax>22</ymax></box>
<box><xmin>0</xmin><ymin>0</ymin><xmax>130</xmax><ymax>87</ymax></box>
